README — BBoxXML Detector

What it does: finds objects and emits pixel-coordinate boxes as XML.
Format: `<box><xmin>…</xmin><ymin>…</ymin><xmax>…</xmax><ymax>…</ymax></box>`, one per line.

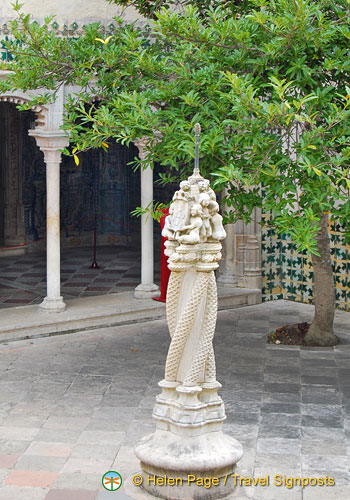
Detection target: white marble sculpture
<box><xmin>135</xmin><ymin>125</ymin><xmax>243</xmax><ymax>500</ymax></box>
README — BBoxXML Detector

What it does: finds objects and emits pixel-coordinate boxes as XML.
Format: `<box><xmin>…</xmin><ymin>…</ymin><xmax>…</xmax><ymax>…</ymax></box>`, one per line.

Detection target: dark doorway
<box><xmin>0</xmin><ymin>102</ymin><xmax>39</xmax><ymax>252</ymax></box>
<box><xmin>59</xmin><ymin>142</ymin><xmax>141</xmax><ymax>250</ymax></box>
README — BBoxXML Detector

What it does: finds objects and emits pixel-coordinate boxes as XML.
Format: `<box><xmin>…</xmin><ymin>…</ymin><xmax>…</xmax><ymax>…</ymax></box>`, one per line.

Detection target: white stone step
<box><xmin>0</xmin><ymin>287</ymin><xmax>261</xmax><ymax>343</ymax></box>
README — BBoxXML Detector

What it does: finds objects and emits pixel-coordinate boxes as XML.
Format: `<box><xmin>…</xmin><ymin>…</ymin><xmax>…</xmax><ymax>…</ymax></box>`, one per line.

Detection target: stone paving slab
<box><xmin>0</xmin><ymin>300</ymin><xmax>349</xmax><ymax>499</ymax></box>
<box><xmin>0</xmin><ymin>246</ymin><xmax>146</xmax><ymax>308</ymax></box>
<box><xmin>0</xmin><ymin>292</ymin><xmax>165</xmax><ymax>342</ymax></box>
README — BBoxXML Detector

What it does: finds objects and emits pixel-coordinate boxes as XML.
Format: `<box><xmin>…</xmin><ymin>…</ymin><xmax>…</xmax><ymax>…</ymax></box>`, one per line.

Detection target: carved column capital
<box><xmin>28</xmin><ymin>130</ymin><xmax>69</xmax><ymax>161</ymax></box>
<box><xmin>134</xmin><ymin>136</ymin><xmax>149</xmax><ymax>161</ymax></box>
<box><xmin>134</xmin><ymin>133</ymin><xmax>162</xmax><ymax>162</ymax></box>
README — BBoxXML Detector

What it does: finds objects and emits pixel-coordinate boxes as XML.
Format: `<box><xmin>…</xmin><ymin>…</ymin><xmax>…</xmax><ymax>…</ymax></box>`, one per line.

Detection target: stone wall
<box><xmin>0</xmin><ymin>0</ymin><xmax>141</xmax><ymax>26</ymax></box>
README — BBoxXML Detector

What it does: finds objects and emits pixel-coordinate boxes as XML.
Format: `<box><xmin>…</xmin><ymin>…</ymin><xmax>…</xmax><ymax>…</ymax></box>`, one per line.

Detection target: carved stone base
<box><xmin>39</xmin><ymin>296</ymin><xmax>66</xmax><ymax>313</ymax></box>
<box><xmin>134</xmin><ymin>283</ymin><xmax>160</xmax><ymax>299</ymax></box>
<box><xmin>152</xmin><ymin>380</ymin><xmax>225</xmax><ymax>431</ymax></box>
<box><xmin>135</xmin><ymin>381</ymin><xmax>243</xmax><ymax>500</ymax></box>
<box><xmin>136</xmin><ymin>430</ymin><xmax>242</xmax><ymax>500</ymax></box>
<box><xmin>243</xmin><ymin>274</ymin><xmax>262</xmax><ymax>290</ymax></box>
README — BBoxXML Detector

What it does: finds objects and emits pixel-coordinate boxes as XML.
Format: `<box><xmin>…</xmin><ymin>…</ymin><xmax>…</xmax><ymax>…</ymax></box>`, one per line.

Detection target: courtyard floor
<box><xmin>0</xmin><ymin>300</ymin><xmax>349</xmax><ymax>500</ymax></box>
<box><xmin>0</xmin><ymin>246</ymin><xmax>160</xmax><ymax>309</ymax></box>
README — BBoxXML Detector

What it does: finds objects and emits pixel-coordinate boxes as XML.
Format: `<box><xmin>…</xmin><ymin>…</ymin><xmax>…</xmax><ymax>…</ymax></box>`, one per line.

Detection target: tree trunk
<box><xmin>305</xmin><ymin>212</ymin><xmax>338</xmax><ymax>346</ymax></box>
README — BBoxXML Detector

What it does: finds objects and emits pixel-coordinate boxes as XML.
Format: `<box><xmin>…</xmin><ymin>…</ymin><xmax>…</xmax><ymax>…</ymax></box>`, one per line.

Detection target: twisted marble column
<box><xmin>135</xmin><ymin>143</ymin><xmax>243</xmax><ymax>499</ymax></box>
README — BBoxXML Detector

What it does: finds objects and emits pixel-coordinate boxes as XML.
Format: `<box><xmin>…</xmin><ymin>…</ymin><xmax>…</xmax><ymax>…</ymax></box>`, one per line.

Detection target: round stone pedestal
<box><xmin>134</xmin><ymin>283</ymin><xmax>160</xmax><ymax>299</ymax></box>
<box><xmin>39</xmin><ymin>296</ymin><xmax>66</xmax><ymax>312</ymax></box>
<box><xmin>135</xmin><ymin>429</ymin><xmax>243</xmax><ymax>500</ymax></box>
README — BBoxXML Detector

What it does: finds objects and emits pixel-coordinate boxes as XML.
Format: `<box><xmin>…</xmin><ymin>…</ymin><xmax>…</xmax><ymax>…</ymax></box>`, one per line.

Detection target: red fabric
<box><xmin>152</xmin><ymin>208</ymin><xmax>170</xmax><ymax>303</ymax></box>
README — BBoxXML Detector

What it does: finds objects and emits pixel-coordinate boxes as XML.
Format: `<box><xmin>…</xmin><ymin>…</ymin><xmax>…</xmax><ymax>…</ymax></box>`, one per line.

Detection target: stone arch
<box><xmin>0</xmin><ymin>94</ymin><xmax>48</xmax><ymax>129</ymax></box>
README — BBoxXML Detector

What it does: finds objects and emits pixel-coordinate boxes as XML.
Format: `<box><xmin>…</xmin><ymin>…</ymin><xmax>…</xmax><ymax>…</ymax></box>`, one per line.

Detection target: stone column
<box><xmin>236</xmin><ymin>238</ymin><xmax>246</xmax><ymax>278</ymax></box>
<box><xmin>135</xmin><ymin>165</ymin><xmax>243</xmax><ymax>499</ymax></box>
<box><xmin>243</xmin><ymin>207</ymin><xmax>262</xmax><ymax>289</ymax></box>
<box><xmin>29</xmin><ymin>131</ymin><xmax>69</xmax><ymax>312</ymax></box>
<box><xmin>217</xmin><ymin>222</ymin><xmax>237</xmax><ymax>286</ymax></box>
<box><xmin>134</xmin><ymin>137</ymin><xmax>159</xmax><ymax>299</ymax></box>
<box><xmin>217</xmin><ymin>189</ymin><xmax>237</xmax><ymax>286</ymax></box>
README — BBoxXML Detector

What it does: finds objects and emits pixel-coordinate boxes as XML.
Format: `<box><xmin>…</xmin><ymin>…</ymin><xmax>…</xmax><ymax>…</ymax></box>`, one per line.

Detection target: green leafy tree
<box><xmin>1</xmin><ymin>0</ymin><xmax>349</xmax><ymax>345</ymax></box>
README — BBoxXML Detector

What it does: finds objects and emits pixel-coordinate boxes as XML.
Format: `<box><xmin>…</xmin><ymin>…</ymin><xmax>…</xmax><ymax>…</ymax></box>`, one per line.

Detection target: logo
<box><xmin>102</xmin><ymin>470</ymin><xmax>122</xmax><ymax>491</ymax></box>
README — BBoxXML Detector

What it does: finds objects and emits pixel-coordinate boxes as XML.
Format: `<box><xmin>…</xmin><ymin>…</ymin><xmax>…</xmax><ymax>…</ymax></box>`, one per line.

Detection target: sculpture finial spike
<box><xmin>194</xmin><ymin>123</ymin><xmax>201</xmax><ymax>175</ymax></box>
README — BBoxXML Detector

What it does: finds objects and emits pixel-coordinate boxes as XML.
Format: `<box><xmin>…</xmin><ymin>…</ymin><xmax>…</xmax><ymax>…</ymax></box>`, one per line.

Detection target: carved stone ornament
<box><xmin>134</xmin><ymin>125</ymin><xmax>243</xmax><ymax>500</ymax></box>
<box><xmin>162</xmin><ymin>170</ymin><xmax>226</xmax><ymax>273</ymax></box>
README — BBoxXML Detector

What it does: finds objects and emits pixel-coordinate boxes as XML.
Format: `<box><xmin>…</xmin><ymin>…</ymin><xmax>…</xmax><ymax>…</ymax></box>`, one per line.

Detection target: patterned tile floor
<box><xmin>0</xmin><ymin>246</ymin><xmax>161</xmax><ymax>309</ymax></box>
<box><xmin>0</xmin><ymin>300</ymin><xmax>349</xmax><ymax>499</ymax></box>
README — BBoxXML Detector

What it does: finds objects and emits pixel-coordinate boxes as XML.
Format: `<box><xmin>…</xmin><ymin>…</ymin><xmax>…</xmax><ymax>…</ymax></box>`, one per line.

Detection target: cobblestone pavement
<box><xmin>0</xmin><ymin>246</ymin><xmax>161</xmax><ymax>309</ymax></box>
<box><xmin>0</xmin><ymin>300</ymin><xmax>349</xmax><ymax>500</ymax></box>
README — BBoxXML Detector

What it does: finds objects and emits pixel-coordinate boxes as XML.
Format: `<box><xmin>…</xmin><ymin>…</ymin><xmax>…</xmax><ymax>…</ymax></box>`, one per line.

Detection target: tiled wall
<box><xmin>261</xmin><ymin>218</ymin><xmax>350</xmax><ymax>311</ymax></box>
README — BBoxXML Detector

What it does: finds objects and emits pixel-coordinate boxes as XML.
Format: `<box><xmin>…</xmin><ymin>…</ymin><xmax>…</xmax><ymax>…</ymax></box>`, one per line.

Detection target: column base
<box><xmin>134</xmin><ymin>283</ymin><xmax>160</xmax><ymax>299</ymax></box>
<box><xmin>243</xmin><ymin>274</ymin><xmax>262</xmax><ymax>290</ymax></box>
<box><xmin>135</xmin><ymin>380</ymin><xmax>243</xmax><ymax>500</ymax></box>
<box><xmin>217</xmin><ymin>273</ymin><xmax>237</xmax><ymax>286</ymax></box>
<box><xmin>39</xmin><ymin>296</ymin><xmax>66</xmax><ymax>313</ymax></box>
